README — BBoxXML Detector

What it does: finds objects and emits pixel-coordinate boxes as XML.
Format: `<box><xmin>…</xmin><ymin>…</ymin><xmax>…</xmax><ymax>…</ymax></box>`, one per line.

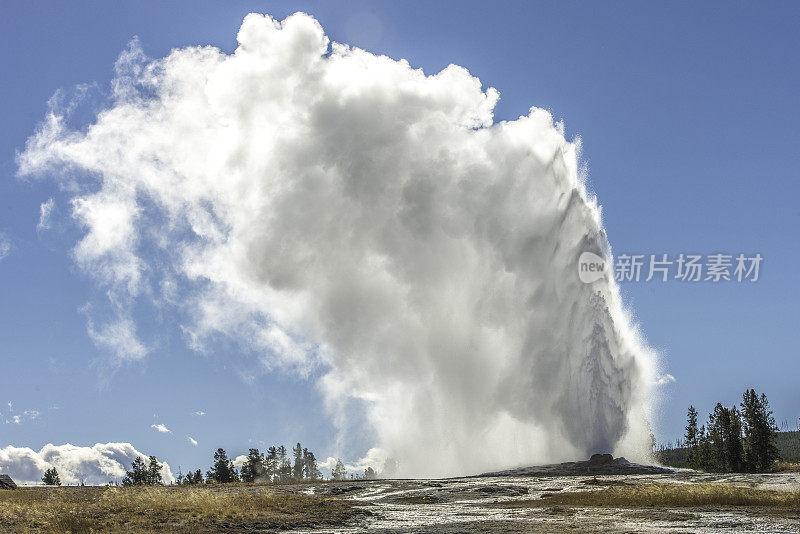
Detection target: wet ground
<box><xmin>284</xmin><ymin>469</ymin><xmax>800</xmax><ymax>533</ymax></box>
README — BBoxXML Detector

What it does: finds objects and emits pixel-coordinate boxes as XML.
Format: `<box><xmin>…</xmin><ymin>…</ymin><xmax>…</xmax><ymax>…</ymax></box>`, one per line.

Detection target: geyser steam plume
<box><xmin>19</xmin><ymin>13</ymin><xmax>658</xmax><ymax>477</ymax></box>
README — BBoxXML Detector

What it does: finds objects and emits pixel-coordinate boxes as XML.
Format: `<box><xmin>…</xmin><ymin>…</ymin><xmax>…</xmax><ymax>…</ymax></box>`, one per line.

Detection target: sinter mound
<box><xmin>479</xmin><ymin>453</ymin><xmax>673</xmax><ymax>477</ymax></box>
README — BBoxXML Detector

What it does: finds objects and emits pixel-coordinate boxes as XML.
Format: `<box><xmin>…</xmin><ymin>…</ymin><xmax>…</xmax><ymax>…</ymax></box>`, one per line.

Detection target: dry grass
<box><xmin>494</xmin><ymin>483</ymin><xmax>800</xmax><ymax>509</ymax></box>
<box><xmin>774</xmin><ymin>461</ymin><xmax>800</xmax><ymax>473</ymax></box>
<box><xmin>0</xmin><ymin>485</ymin><xmax>362</xmax><ymax>533</ymax></box>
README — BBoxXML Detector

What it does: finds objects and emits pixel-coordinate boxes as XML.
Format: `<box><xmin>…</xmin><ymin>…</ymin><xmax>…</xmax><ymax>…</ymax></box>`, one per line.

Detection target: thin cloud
<box><xmin>192</xmin><ymin>411</ymin><xmax>205</xmax><ymax>416</ymax></box>
<box><xmin>37</xmin><ymin>198</ymin><xmax>55</xmax><ymax>231</ymax></box>
<box><xmin>86</xmin><ymin>315</ymin><xmax>148</xmax><ymax>363</ymax></box>
<box><xmin>187</xmin><ymin>437</ymin><xmax>198</xmax><ymax>447</ymax></box>
<box><xmin>3</xmin><ymin>405</ymin><xmax>41</xmax><ymax>425</ymax></box>
<box><xmin>151</xmin><ymin>423</ymin><xmax>172</xmax><ymax>434</ymax></box>
<box><xmin>0</xmin><ymin>233</ymin><xmax>11</xmax><ymax>261</ymax></box>
<box><xmin>654</xmin><ymin>374</ymin><xmax>676</xmax><ymax>386</ymax></box>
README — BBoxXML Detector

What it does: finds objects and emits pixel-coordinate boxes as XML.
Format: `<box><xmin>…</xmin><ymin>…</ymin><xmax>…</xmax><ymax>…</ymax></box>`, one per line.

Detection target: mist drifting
<box><xmin>19</xmin><ymin>13</ymin><xmax>657</xmax><ymax>477</ymax></box>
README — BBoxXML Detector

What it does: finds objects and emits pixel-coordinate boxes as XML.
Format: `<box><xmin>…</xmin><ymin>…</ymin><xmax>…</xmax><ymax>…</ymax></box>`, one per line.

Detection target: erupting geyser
<box><xmin>18</xmin><ymin>12</ymin><xmax>658</xmax><ymax>477</ymax></box>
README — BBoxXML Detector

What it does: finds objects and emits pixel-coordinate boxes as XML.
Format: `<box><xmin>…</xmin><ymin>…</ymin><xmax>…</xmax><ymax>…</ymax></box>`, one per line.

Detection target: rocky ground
<box><xmin>478</xmin><ymin>453</ymin><xmax>674</xmax><ymax>477</ymax></box>
<box><xmin>285</xmin><ymin>456</ymin><xmax>800</xmax><ymax>533</ymax></box>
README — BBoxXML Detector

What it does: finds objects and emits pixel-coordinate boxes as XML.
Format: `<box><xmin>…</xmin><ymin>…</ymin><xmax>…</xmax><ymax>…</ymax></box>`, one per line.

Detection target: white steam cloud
<box><xmin>18</xmin><ymin>12</ymin><xmax>657</xmax><ymax>476</ymax></box>
<box><xmin>0</xmin><ymin>443</ymin><xmax>174</xmax><ymax>485</ymax></box>
<box><xmin>320</xmin><ymin>447</ymin><xmax>385</xmax><ymax>475</ymax></box>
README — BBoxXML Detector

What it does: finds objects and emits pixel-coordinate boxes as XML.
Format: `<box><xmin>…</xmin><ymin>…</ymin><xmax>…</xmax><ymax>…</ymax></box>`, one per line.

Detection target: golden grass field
<box><xmin>0</xmin><ymin>484</ymin><xmax>362</xmax><ymax>533</ymax></box>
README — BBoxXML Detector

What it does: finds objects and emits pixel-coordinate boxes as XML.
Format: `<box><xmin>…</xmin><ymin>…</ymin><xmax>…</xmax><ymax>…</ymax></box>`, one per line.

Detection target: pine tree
<box><xmin>240</xmin><ymin>448</ymin><xmax>266</xmax><ymax>483</ymax></box>
<box><xmin>741</xmin><ymin>389</ymin><xmax>780</xmax><ymax>471</ymax></box>
<box><xmin>332</xmin><ymin>459</ymin><xmax>346</xmax><ymax>480</ymax></box>
<box><xmin>183</xmin><ymin>469</ymin><xmax>203</xmax><ymax>485</ymax></box>
<box><xmin>706</xmin><ymin>403</ymin><xmax>727</xmax><ymax>471</ymax></box>
<box><xmin>724</xmin><ymin>406</ymin><xmax>744</xmax><ymax>472</ymax></box>
<box><xmin>265</xmin><ymin>446</ymin><xmax>278</xmax><ymax>482</ymax></box>
<box><xmin>292</xmin><ymin>443</ymin><xmax>304</xmax><ymax>481</ymax></box>
<box><xmin>685</xmin><ymin>405</ymin><xmax>700</xmax><ymax>469</ymax></box>
<box><xmin>207</xmin><ymin>448</ymin><xmax>238</xmax><ymax>483</ymax></box>
<box><xmin>363</xmin><ymin>466</ymin><xmax>377</xmax><ymax>480</ymax></box>
<box><xmin>122</xmin><ymin>456</ymin><xmax>149</xmax><ymax>486</ymax></box>
<box><xmin>741</xmin><ymin>389</ymin><xmax>758</xmax><ymax>470</ymax></box>
<box><xmin>277</xmin><ymin>446</ymin><xmax>291</xmax><ymax>482</ymax></box>
<box><xmin>696</xmin><ymin>424</ymin><xmax>714</xmax><ymax>471</ymax></box>
<box><xmin>146</xmin><ymin>456</ymin><xmax>163</xmax><ymax>485</ymax></box>
<box><xmin>42</xmin><ymin>467</ymin><xmax>61</xmax><ymax>486</ymax></box>
<box><xmin>303</xmin><ymin>448</ymin><xmax>321</xmax><ymax>481</ymax></box>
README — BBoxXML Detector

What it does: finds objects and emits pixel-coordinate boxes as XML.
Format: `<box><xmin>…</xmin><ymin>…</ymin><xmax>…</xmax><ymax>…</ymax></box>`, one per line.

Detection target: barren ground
<box><xmin>299</xmin><ymin>470</ymin><xmax>800</xmax><ymax>533</ymax></box>
<box><xmin>3</xmin><ymin>470</ymin><xmax>800</xmax><ymax>532</ymax></box>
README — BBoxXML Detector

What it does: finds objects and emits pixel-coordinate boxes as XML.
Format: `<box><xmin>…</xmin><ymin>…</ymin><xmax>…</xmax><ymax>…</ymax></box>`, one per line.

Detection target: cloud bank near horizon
<box><xmin>18</xmin><ymin>12</ymin><xmax>657</xmax><ymax>476</ymax></box>
<box><xmin>0</xmin><ymin>443</ymin><xmax>175</xmax><ymax>485</ymax></box>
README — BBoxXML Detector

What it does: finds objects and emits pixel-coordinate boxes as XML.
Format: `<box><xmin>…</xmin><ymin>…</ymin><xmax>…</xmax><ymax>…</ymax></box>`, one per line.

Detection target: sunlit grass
<box><xmin>0</xmin><ymin>485</ymin><xmax>360</xmax><ymax>532</ymax></box>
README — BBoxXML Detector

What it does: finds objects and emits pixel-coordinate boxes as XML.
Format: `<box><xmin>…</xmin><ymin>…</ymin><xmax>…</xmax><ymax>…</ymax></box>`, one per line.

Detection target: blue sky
<box><xmin>1</xmin><ymin>1</ymin><xmax>799</xmax><ymax>475</ymax></box>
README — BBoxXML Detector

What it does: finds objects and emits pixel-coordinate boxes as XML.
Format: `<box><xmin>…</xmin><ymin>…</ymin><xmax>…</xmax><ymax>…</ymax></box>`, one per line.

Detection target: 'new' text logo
<box><xmin>578</xmin><ymin>251</ymin><xmax>607</xmax><ymax>284</ymax></box>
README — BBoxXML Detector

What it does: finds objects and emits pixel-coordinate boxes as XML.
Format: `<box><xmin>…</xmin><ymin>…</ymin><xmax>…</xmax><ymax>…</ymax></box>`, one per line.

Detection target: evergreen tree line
<box><xmin>774</xmin><ymin>430</ymin><xmax>800</xmax><ymax>462</ymax></box>
<box><xmin>122</xmin><ymin>456</ymin><xmax>165</xmax><ymax>486</ymax></box>
<box><xmin>40</xmin><ymin>444</ymin><xmax>396</xmax><ymax>486</ymax></box>
<box><xmin>682</xmin><ymin>389</ymin><xmax>780</xmax><ymax>472</ymax></box>
<box><xmin>177</xmin><ymin>443</ymin><xmax>327</xmax><ymax>485</ymax></box>
<box><xmin>177</xmin><ymin>444</ymin><xmax>394</xmax><ymax>485</ymax></box>
<box><xmin>237</xmin><ymin>443</ymin><xmax>322</xmax><ymax>483</ymax></box>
